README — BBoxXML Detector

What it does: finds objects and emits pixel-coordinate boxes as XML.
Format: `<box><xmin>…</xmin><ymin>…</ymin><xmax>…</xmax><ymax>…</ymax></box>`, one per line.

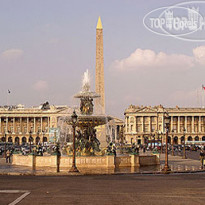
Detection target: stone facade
<box><xmin>0</xmin><ymin>104</ymin><xmax>69</xmax><ymax>145</ymax></box>
<box><xmin>125</xmin><ymin>104</ymin><xmax>205</xmax><ymax>145</ymax></box>
<box><xmin>12</xmin><ymin>154</ymin><xmax>159</xmax><ymax>168</ymax></box>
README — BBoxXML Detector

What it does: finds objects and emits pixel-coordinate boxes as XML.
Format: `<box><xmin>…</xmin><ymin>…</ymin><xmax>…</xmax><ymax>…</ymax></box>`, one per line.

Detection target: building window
<box><xmin>137</xmin><ymin>117</ymin><xmax>141</xmax><ymax>123</ymax></box>
<box><xmin>144</xmin><ymin>125</ymin><xmax>149</xmax><ymax>133</ymax></box>
<box><xmin>130</xmin><ymin>125</ymin><xmax>133</xmax><ymax>132</ymax></box>
<box><xmin>130</xmin><ymin>117</ymin><xmax>134</xmax><ymax>123</ymax></box>
<box><xmin>38</xmin><ymin>127</ymin><xmax>41</xmax><ymax>132</ymax></box>
<box><xmin>187</xmin><ymin>126</ymin><xmax>191</xmax><ymax>132</ymax></box>
<box><xmin>17</xmin><ymin>127</ymin><xmax>20</xmax><ymax>133</ymax></box>
<box><xmin>136</xmin><ymin>125</ymin><xmax>141</xmax><ymax>132</ymax></box>
<box><xmin>10</xmin><ymin>127</ymin><xmax>14</xmax><ymax>133</ymax></box>
<box><xmin>151</xmin><ymin>125</ymin><xmax>156</xmax><ymax>132</ymax></box>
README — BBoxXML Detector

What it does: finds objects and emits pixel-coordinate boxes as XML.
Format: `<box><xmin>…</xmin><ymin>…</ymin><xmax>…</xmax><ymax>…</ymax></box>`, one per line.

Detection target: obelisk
<box><xmin>95</xmin><ymin>17</ymin><xmax>107</xmax><ymax>148</ymax></box>
<box><xmin>95</xmin><ymin>16</ymin><xmax>105</xmax><ymax>114</ymax></box>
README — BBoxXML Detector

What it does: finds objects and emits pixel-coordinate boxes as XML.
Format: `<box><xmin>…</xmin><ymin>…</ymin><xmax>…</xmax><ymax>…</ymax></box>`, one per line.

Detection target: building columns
<box><xmin>27</xmin><ymin>117</ymin><xmax>29</xmax><ymax>134</ymax></box>
<box><xmin>178</xmin><ymin>116</ymin><xmax>180</xmax><ymax>133</ymax></box>
<box><xmin>171</xmin><ymin>116</ymin><xmax>173</xmax><ymax>131</ymax></box>
<box><xmin>13</xmin><ymin>117</ymin><xmax>15</xmax><ymax>134</ymax></box>
<box><xmin>149</xmin><ymin>117</ymin><xmax>151</xmax><ymax>133</ymax></box>
<box><xmin>192</xmin><ymin>116</ymin><xmax>194</xmax><ymax>133</ymax></box>
<box><xmin>41</xmin><ymin>117</ymin><xmax>43</xmax><ymax>133</ymax></box>
<box><xmin>20</xmin><ymin>117</ymin><xmax>22</xmax><ymax>134</ymax></box>
<box><xmin>185</xmin><ymin>116</ymin><xmax>187</xmax><ymax>132</ymax></box>
<box><xmin>6</xmin><ymin>117</ymin><xmax>8</xmax><ymax>133</ymax></box>
<box><xmin>34</xmin><ymin>117</ymin><xmax>36</xmax><ymax>134</ymax></box>
<box><xmin>162</xmin><ymin>115</ymin><xmax>164</xmax><ymax>133</ymax></box>
<box><xmin>134</xmin><ymin>117</ymin><xmax>137</xmax><ymax>133</ymax></box>
<box><xmin>0</xmin><ymin>117</ymin><xmax>1</xmax><ymax>134</ymax></box>
<box><xmin>199</xmin><ymin>116</ymin><xmax>201</xmax><ymax>133</ymax></box>
<box><xmin>47</xmin><ymin>117</ymin><xmax>50</xmax><ymax>133</ymax></box>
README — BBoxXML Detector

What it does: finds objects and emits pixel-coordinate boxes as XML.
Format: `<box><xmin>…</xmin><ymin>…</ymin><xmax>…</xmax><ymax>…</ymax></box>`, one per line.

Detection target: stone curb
<box><xmin>0</xmin><ymin>169</ymin><xmax>205</xmax><ymax>176</ymax></box>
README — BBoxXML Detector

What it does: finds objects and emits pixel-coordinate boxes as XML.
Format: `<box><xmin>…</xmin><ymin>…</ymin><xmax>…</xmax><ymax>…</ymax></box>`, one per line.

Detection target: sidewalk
<box><xmin>159</xmin><ymin>153</ymin><xmax>202</xmax><ymax>172</ymax></box>
<box><xmin>0</xmin><ymin>154</ymin><xmax>204</xmax><ymax>175</ymax></box>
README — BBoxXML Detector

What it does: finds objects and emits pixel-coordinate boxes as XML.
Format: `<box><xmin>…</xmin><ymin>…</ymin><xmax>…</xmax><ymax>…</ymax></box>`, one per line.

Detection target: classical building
<box><xmin>124</xmin><ymin>104</ymin><xmax>205</xmax><ymax>145</ymax></box>
<box><xmin>0</xmin><ymin>103</ymin><xmax>70</xmax><ymax>145</ymax></box>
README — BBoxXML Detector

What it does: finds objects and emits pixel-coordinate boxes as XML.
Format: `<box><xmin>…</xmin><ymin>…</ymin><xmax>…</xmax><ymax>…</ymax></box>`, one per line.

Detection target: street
<box><xmin>0</xmin><ymin>173</ymin><xmax>205</xmax><ymax>205</ymax></box>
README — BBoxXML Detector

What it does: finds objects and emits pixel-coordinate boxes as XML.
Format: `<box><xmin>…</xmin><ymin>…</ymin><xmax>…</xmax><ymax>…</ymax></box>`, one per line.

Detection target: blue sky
<box><xmin>0</xmin><ymin>0</ymin><xmax>205</xmax><ymax>118</ymax></box>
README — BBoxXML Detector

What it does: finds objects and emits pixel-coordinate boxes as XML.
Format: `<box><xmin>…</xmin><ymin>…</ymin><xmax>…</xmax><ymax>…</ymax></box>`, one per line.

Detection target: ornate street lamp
<box><xmin>171</xmin><ymin>129</ymin><xmax>175</xmax><ymax>156</ymax></box>
<box><xmin>4</xmin><ymin>132</ymin><xmax>7</xmax><ymax>158</ymax></box>
<box><xmin>29</xmin><ymin>130</ymin><xmax>33</xmax><ymax>153</ymax></box>
<box><xmin>153</xmin><ymin>134</ymin><xmax>156</xmax><ymax>148</ymax></box>
<box><xmin>69</xmin><ymin>110</ymin><xmax>79</xmax><ymax>173</ymax></box>
<box><xmin>158</xmin><ymin>130</ymin><xmax>163</xmax><ymax>154</ymax></box>
<box><xmin>182</xmin><ymin>128</ymin><xmax>187</xmax><ymax>159</ymax></box>
<box><xmin>162</xmin><ymin>113</ymin><xmax>171</xmax><ymax>173</ymax></box>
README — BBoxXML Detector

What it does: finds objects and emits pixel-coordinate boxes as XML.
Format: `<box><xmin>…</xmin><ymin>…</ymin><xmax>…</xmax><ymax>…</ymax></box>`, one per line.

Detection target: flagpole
<box><xmin>6</xmin><ymin>91</ymin><xmax>8</xmax><ymax>106</ymax></box>
<box><xmin>7</xmin><ymin>90</ymin><xmax>11</xmax><ymax>106</ymax></box>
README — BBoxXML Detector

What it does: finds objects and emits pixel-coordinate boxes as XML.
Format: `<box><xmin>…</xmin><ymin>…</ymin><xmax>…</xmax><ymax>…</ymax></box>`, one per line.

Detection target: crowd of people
<box><xmin>1</xmin><ymin>141</ymin><xmax>205</xmax><ymax>168</ymax></box>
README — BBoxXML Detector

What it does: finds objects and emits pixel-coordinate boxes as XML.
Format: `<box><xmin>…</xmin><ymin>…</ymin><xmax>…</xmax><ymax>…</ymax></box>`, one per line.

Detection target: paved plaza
<box><xmin>0</xmin><ymin>173</ymin><xmax>205</xmax><ymax>205</ymax></box>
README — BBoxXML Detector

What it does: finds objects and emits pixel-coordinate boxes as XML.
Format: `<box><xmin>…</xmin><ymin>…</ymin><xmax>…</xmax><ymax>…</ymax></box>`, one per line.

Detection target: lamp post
<box><xmin>158</xmin><ymin>131</ymin><xmax>163</xmax><ymax>154</ymax></box>
<box><xmin>182</xmin><ymin>128</ymin><xmax>187</xmax><ymax>159</ymax></box>
<box><xmin>4</xmin><ymin>132</ymin><xmax>7</xmax><ymax>158</ymax></box>
<box><xmin>162</xmin><ymin>113</ymin><xmax>171</xmax><ymax>173</ymax></box>
<box><xmin>69</xmin><ymin>110</ymin><xmax>79</xmax><ymax>173</ymax></box>
<box><xmin>29</xmin><ymin>130</ymin><xmax>32</xmax><ymax>153</ymax></box>
<box><xmin>171</xmin><ymin>129</ymin><xmax>174</xmax><ymax>156</ymax></box>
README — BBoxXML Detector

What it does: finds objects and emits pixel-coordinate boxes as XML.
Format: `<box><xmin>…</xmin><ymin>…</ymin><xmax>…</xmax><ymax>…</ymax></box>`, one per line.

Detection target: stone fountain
<box><xmin>64</xmin><ymin>70</ymin><xmax>112</xmax><ymax>156</ymax></box>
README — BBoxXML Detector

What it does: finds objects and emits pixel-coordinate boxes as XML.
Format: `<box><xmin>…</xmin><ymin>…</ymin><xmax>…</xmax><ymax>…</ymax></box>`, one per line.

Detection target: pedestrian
<box><xmin>6</xmin><ymin>149</ymin><xmax>11</xmax><ymax>163</ymax></box>
<box><xmin>199</xmin><ymin>150</ymin><xmax>205</xmax><ymax>169</ymax></box>
<box><xmin>136</xmin><ymin>144</ymin><xmax>139</xmax><ymax>154</ymax></box>
<box><xmin>143</xmin><ymin>146</ymin><xmax>146</xmax><ymax>153</ymax></box>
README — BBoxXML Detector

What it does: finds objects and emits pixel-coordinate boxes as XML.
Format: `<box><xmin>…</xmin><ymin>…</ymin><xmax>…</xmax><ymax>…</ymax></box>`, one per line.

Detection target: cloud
<box><xmin>111</xmin><ymin>47</ymin><xmax>205</xmax><ymax>71</ymax></box>
<box><xmin>193</xmin><ymin>46</ymin><xmax>205</xmax><ymax>65</ymax></box>
<box><xmin>32</xmin><ymin>80</ymin><xmax>48</xmax><ymax>92</ymax></box>
<box><xmin>1</xmin><ymin>49</ymin><xmax>24</xmax><ymax>61</ymax></box>
<box><xmin>168</xmin><ymin>88</ymin><xmax>204</xmax><ymax>107</ymax></box>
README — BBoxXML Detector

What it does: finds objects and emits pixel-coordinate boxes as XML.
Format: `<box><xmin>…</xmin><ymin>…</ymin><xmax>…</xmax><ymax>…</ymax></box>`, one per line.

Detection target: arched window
<box><xmin>29</xmin><ymin>136</ymin><xmax>33</xmax><ymax>142</ymax></box>
<box><xmin>8</xmin><ymin>137</ymin><xmax>12</xmax><ymax>143</ymax></box>
<box><xmin>174</xmin><ymin>136</ymin><xmax>178</xmax><ymax>144</ymax></box>
<box><xmin>181</xmin><ymin>136</ymin><xmax>185</xmax><ymax>143</ymax></box>
<box><xmin>188</xmin><ymin>136</ymin><xmax>193</xmax><ymax>141</ymax></box>
<box><xmin>36</xmin><ymin>136</ymin><xmax>40</xmax><ymax>145</ymax></box>
<box><xmin>195</xmin><ymin>136</ymin><xmax>199</xmax><ymax>141</ymax></box>
<box><xmin>202</xmin><ymin>136</ymin><xmax>205</xmax><ymax>141</ymax></box>
<box><xmin>1</xmin><ymin>137</ymin><xmax>5</xmax><ymax>142</ymax></box>
<box><xmin>43</xmin><ymin>137</ymin><xmax>47</xmax><ymax>143</ymax></box>
<box><xmin>22</xmin><ymin>137</ymin><xmax>27</xmax><ymax>145</ymax></box>
<box><xmin>15</xmin><ymin>137</ymin><xmax>20</xmax><ymax>145</ymax></box>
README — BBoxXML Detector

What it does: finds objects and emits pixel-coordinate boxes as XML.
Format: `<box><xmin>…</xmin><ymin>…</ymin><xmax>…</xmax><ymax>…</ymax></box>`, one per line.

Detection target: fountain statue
<box><xmin>61</xmin><ymin>70</ymin><xmax>112</xmax><ymax>156</ymax></box>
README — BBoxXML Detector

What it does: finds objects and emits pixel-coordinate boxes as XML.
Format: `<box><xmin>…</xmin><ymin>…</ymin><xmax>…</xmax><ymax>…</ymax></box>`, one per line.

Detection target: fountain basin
<box><xmin>12</xmin><ymin>154</ymin><xmax>160</xmax><ymax>169</ymax></box>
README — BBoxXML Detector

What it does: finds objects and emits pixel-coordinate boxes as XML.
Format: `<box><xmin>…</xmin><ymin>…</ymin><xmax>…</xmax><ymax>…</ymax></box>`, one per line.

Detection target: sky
<box><xmin>1</xmin><ymin>0</ymin><xmax>205</xmax><ymax>118</ymax></box>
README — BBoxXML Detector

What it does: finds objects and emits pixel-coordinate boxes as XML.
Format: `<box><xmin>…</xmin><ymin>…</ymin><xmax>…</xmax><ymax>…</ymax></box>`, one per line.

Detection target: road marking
<box><xmin>0</xmin><ymin>190</ymin><xmax>30</xmax><ymax>205</ymax></box>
